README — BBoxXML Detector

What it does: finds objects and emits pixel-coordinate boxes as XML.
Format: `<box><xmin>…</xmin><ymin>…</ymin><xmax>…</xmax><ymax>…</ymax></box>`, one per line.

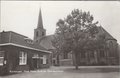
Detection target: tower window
<box><xmin>42</xmin><ymin>32</ymin><xmax>44</xmax><ymax>36</ymax></box>
<box><xmin>36</xmin><ymin>31</ymin><xmax>39</xmax><ymax>37</ymax></box>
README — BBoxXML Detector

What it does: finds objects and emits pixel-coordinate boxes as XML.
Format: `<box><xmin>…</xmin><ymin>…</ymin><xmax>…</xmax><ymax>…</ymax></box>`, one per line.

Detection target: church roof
<box><xmin>39</xmin><ymin>35</ymin><xmax>55</xmax><ymax>50</ymax></box>
<box><xmin>0</xmin><ymin>31</ymin><xmax>51</xmax><ymax>53</ymax></box>
<box><xmin>98</xmin><ymin>26</ymin><xmax>116</xmax><ymax>40</ymax></box>
<box><xmin>39</xmin><ymin>26</ymin><xmax>117</xmax><ymax>50</ymax></box>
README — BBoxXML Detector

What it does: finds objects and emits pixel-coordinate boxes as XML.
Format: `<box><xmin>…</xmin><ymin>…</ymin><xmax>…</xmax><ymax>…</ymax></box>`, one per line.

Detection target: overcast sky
<box><xmin>1</xmin><ymin>1</ymin><xmax>120</xmax><ymax>44</ymax></box>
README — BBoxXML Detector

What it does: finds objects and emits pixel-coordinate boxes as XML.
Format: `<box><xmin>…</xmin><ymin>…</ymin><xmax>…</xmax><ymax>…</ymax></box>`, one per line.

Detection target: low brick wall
<box><xmin>60</xmin><ymin>59</ymin><xmax>73</xmax><ymax>66</ymax></box>
<box><xmin>40</xmin><ymin>64</ymin><xmax>50</xmax><ymax>68</ymax></box>
<box><xmin>15</xmin><ymin>65</ymin><xmax>30</xmax><ymax>71</ymax></box>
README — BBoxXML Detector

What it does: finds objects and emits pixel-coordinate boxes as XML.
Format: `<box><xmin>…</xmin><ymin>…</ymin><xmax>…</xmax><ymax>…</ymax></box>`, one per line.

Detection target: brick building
<box><xmin>0</xmin><ymin>9</ymin><xmax>52</xmax><ymax>74</ymax></box>
<box><xmin>0</xmin><ymin>31</ymin><xmax>51</xmax><ymax>74</ymax></box>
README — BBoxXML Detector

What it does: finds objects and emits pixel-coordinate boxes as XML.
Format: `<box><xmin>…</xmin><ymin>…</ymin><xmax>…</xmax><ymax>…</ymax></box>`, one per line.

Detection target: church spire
<box><xmin>37</xmin><ymin>8</ymin><xmax>43</xmax><ymax>28</ymax></box>
<box><xmin>34</xmin><ymin>7</ymin><xmax>46</xmax><ymax>41</ymax></box>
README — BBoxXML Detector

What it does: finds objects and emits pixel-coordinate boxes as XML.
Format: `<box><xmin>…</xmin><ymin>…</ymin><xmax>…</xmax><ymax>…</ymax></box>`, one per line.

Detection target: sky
<box><xmin>1</xmin><ymin>1</ymin><xmax>120</xmax><ymax>44</ymax></box>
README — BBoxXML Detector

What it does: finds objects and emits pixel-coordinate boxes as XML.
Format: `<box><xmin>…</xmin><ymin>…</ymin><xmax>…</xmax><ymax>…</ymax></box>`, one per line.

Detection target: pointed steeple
<box><xmin>34</xmin><ymin>7</ymin><xmax>46</xmax><ymax>41</ymax></box>
<box><xmin>37</xmin><ymin>8</ymin><xmax>43</xmax><ymax>28</ymax></box>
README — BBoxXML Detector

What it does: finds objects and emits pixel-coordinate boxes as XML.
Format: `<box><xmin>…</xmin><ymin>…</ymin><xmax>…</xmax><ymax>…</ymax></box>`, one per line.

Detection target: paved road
<box><xmin>0</xmin><ymin>66</ymin><xmax>120</xmax><ymax>78</ymax></box>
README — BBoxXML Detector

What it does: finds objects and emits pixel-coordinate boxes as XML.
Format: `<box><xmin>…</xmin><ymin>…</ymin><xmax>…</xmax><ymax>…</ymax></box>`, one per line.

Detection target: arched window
<box><xmin>100</xmin><ymin>50</ymin><xmax>105</xmax><ymax>57</ymax></box>
<box><xmin>63</xmin><ymin>52</ymin><xmax>68</xmax><ymax>59</ymax></box>
<box><xmin>36</xmin><ymin>31</ymin><xmax>39</xmax><ymax>37</ymax></box>
<box><xmin>109</xmin><ymin>41</ymin><xmax>113</xmax><ymax>47</ymax></box>
<box><xmin>42</xmin><ymin>32</ymin><xmax>44</xmax><ymax>36</ymax></box>
<box><xmin>109</xmin><ymin>41</ymin><xmax>114</xmax><ymax>57</ymax></box>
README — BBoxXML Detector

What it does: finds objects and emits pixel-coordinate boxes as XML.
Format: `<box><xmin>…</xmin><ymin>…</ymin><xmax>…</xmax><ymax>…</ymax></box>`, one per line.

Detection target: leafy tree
<box><xmin>53</xmin><ymin>9</ymin><xmax>99</xmax><ymax>69</ymax></box>
<box><xmin>51</xmin><ymin>35</ymin><xmax>63</xmax><ymax>65</ymax></box>
<box><xmin>52</xmin><ymin>34</ymin><xmax>71</xmax><ymax>65</ymax></box>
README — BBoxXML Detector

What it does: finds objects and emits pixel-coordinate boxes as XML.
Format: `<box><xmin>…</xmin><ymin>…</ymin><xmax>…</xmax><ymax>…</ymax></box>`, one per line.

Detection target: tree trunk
<box><xmin>56</xmin><ymin>55</ymin><xmax>60</xmax><ymax>66</ymax></box>
<box><xmin>74</xmin><ymin>52</ymin><xmax>79</xmax><ymax>70</ymax></box>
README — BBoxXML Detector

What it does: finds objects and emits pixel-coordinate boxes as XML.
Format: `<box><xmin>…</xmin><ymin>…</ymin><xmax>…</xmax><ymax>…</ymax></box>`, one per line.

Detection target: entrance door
<box><xmin>33</xmin><ymin>59</ymin><xmax>37</xmax><ymax>69</ymax></box>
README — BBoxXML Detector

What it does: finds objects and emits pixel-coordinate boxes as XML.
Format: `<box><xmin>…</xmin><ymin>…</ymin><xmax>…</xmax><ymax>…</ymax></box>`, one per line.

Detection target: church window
<box><xmin>36</xmin><ymin>31</ymin><xmax>39</xmax><ymax>37</ymax></box>
<box><xmin>109</xmin><ymin>41</ymin><xmax>113</xmax><ymax>47</ymax></box>
<box><xmin>109</xmin><ymin>41</ymin><xmax>114</xmax><ymax>57</ymax></box>
<box><xmin>100</xmin><ymin>50</ymin><xmax>105</xmax><ymax>57</ymax></box>
<box><xmin>63</xmin><ymin>52</ymin><xmax>68</xmax><ymax>59</ymax></box>
<box><xmin>42</xmin><ymin>32</ymin><xmax>44</xmax><ymax>36</ymax></box>
<box><xmin>80</xmin><ymin>52</ymin><xmax>86</xmax><ymax>58</ymax></box>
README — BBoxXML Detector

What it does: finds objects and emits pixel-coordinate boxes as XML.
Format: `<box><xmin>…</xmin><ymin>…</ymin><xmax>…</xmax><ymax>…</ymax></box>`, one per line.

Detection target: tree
<box><xmin>52</xmin><ymin>34</ymin><xmax>71</xmax><ymax>65</ymax></box>
<box><xmin>51</xmin><ymin>35</ymin><xmax>63</xmax><ymax>66</ymax></box>
<box><xmin>53</xmin><ymin>9</ymin><xmax>99</xmax><ymax>69</ymax></box>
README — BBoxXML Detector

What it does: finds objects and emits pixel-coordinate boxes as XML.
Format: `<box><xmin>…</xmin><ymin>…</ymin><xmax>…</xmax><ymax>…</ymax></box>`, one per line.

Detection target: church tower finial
<box><xmin>37</xmin><ymin>8</ymin><xmax>43</xmax><ymax>28</ymax></box>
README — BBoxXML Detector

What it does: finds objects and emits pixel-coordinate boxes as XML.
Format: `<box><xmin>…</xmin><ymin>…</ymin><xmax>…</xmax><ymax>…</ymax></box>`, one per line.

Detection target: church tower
<box><xmin>34</xmin><ymin>8</ymin><xmax>46</xmax><ymax>42</ymax></box>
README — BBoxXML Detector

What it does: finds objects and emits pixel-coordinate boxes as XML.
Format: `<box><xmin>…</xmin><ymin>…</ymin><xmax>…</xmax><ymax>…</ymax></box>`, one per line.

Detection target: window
<box><xmin>68</xmin><ymin>52</ymin><xmax>72</xmax><ymax>59</ymax></box>
<box><xmin>27</xmin><ymin>40</ymin><xmax>33</xmax><ymax>44</ymax></box>
<box><xmin>40</xmin><ymin>59</ymin><xmax>43</xmax><ymax>64</ymax></box>
<box><xmin>43</xmin><ymin>55</ymin><xmax>47</xmax><ymax>64</ymax></box>
<box><xmin>42</xmin><ymin>32</ymin><xmax>44</xmax><ymax>36</ymax></box>
<box><xmin>80</xmin><ymin>52</ymin><xmax>86</xmax><ymax>58</ymax></box>
<box><xmin>90</xmin><ymin>52</ymin><xmax>95</xmax><ymax>58</ymax></box>
<box><xmin>19</xmin><ymin>52</ymin><xmax>27</xmax><ymax>65</ymax></box>
<box><xmin>109</xmin><ymin>41</ymin><xmax>113</xmax><ymax>48</ymax></box>
<box><xmin>40</xmin><ymin>55</ymin><xmax>47</xmax><ymax>64</ymax></box>
<box><xmin>36</xmin><ymin>31</ymin><xmax>39</xmax><ymax>37</ymax></box>
<box><xmin>63</xmin><ymin>52</ymin><xmax>68</xmax><ymax>59</ymax></box>
<box><xmin>24</xmin><ymin>38</ymin><xmax>33</xmax><ymax>44</ymax></box>
<box><xmin>109</xmin><ymin>41</ymin><xmax>114</xmax><ymax>57</ymax></box>
<box><xmin>0</xmin><ymin>51</ymin><xmax>4</xmax><ymax>66</ymax></box>
<box><xmin>100</xmin><ymin>50</ymin><xmax>105</xmax><ymax>57</ymax></box>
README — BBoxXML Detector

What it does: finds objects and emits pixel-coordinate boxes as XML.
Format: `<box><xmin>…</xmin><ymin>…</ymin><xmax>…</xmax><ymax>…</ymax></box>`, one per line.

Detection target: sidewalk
<box><xmin>50</xmin><ymin>65</ymin><xmax>120</xmax><ymax>69</ymax></box>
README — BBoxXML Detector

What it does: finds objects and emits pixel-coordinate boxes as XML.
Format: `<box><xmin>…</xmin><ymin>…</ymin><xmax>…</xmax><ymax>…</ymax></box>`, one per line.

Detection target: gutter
<box><xmin>0</xmin><ymin>43</ymin><xmax>52</xmax><ymax>53</ymax></box>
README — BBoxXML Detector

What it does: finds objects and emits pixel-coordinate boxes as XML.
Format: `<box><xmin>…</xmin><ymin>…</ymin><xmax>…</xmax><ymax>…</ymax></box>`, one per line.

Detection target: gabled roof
<box><xmin>0</xmin><ymin>31</ymin><xmax>51</xmax><ymax>53</ymax></box>
<box><xmin>39</xmin><ymin>35</ymin><xmax>55</xmax><ymax>50</ymax></box>
<box><xmin>98</xmin><ymin>26</ymin><xmax>117</xmax><ymax>41</ymax></box>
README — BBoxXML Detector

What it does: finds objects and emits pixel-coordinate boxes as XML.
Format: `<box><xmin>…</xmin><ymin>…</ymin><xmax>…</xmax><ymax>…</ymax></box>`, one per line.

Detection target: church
<box><xmin>34</xmin><ymin>9</ymin><xmax>120</xmax><ymax>66</ymax></box>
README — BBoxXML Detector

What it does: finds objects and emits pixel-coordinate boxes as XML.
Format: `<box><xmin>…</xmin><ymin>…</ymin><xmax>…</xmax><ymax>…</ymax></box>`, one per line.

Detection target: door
<box><xmin>33</xmin><ymin>58</ymin><xmax>37</xmax><ymax>69</ymax></box>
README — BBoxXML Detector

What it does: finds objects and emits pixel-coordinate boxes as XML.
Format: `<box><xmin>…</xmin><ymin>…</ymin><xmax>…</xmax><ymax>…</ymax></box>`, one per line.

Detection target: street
<box><xmin>0</xmin><ymin>66</ymin><xmax>120</xmax><ymax>78</ymax></box>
